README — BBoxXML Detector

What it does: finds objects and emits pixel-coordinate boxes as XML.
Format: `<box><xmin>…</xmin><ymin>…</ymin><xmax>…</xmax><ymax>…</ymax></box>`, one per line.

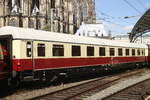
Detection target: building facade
<box><xmin>0</xmin><ymin>0</ymin><xmax>96</xmax><ymax>34</ymax></box>
<box><xmin>75</xmin><ymin>22</ymin><xmax>107</xmax><ymax>37</ymax></box>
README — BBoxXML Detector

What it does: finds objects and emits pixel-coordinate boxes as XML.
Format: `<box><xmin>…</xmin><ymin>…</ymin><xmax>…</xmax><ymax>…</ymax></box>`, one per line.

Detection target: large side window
<box><xmin>110</xmin><ymin>48</ymin><xmax>115</xmax><ymax>56</ymax></box>
<box><xmin>53</xmin><ymin>45</ymin><xmax>64</xmax><ymax>56</ymax></box>
<box><xmin>99</xmin><ymin>47</ymin><xmax>105</xmax><ymax>56</ymax></box>
<box><xmin>87</xmin><ymin>46</ymin><xmax>94</xmax><ymax>56</ymax></box>
<box><xmin>126</xmin><ymin>49</ymin><xmax>129</xmax><ymax>56</ymax></box>
<box><xmin>137</xmin><ymin>49</ymin><xmax>140</xmax><ymax>56</ymax></box>
<box><xmin>142</xmin><ymin>49</ymin><xmax>145</xmax><ymax>56</ymax></box>
<box><xmin>118</xmin><ymin>48</ymin><xmax>122</xmax><ymax>56</ymax></box>
<box><xmin>26</xmin><ymin>42</ymin><xmax>32</xmax><ymax>57</ymax></box>
<box><xmin>72</xmin><ymin>45</ymin><xmax>81</xmax><ymax>56</ymax></box>
<box><xmin>37</xmin><ymin>43</ymin><xmax>45</xmax><ymax>57</ymax></box>
<box><xmin>143</xmin><ymin>50</ymin><xmax>145</xmax><ymax>56</ymax></box>
<box><xmin>132</xmin><ymin>49</ymin><xmax>135</xmax><ymax>56</ymax></box>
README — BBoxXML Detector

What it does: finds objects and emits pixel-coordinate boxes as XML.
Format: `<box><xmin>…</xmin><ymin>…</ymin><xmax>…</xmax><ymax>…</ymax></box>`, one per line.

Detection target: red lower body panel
<box><xmin>12</xmin><ymin>59</ymin><xmax>33</xmax><ymax>71</ymax></box>
<box><xmin>12</xmin><ymin>56</ymin><xmax>148</xmax><ymax>71</ymax></box>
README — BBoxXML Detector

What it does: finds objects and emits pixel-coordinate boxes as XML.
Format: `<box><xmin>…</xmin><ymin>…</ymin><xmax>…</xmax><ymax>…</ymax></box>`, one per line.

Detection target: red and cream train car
<box><xmin>0</xmin><ymin>26</ymin><xmax>149</xmax><ymax>83</ymax></box>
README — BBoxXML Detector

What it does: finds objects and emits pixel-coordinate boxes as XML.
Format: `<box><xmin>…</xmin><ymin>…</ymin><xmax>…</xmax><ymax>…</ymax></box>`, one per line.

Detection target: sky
<box><xmin>95</xmin><ymin>0</ymin><xmax>150</xmax><ymax>36</ymax></box>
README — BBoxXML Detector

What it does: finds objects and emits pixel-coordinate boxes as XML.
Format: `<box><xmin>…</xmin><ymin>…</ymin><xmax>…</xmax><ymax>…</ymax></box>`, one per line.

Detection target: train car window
<box><xmin>26</xmin><ymin>42</ymin><xmax>32</xmax><ymax>57</ymax></box>
<box><xmin>53</xmin><ymin>45</ymin><xmax>64</xmax><ymax>56</ymax></box>
<box><xmin>142</xmin><ymin>50</ymin><xmax>144</xmax><ymax>56</ymax></box>
<box><xmin>99</xmin><ymin>47</ymin><xmax>105</xmax><ymax>56</ymax></box>
<box><xmin>72</xmin><ymin>45</ymin><xmax>81</xmax><ymax>56</ymax></box>
<box><xmin>87</xmin><ymin>46</ymin><xmax>94</xmax><ymax>56</ymax></box>
<box><xmin>126</xmin><ymin>49</ymin><xmax>129</xmax><ymax>56</ymax></box>
<box><xmin>110</xmin><ymin>48</ymin><xmax>114</xmax><ymax>56</ymax></box>
<box><xmin>137</xmin><ymin>49</ymin><xmax>140</xmax><ymax>56</ymax></box>
<box><xmin>118</xmin><ymin>48</ymin><xmax>122</xmax><ymax>56</ymax></box>
<box><xmin>142</xmin><ymin>49</ymin><xmax>145</xmax><ymax>56</ymax></box>
<box><xmin>132</xmin><ymin>49</ymin><xmax>135</xmax><ymax>56</ymax></box>
<box><xmin>37</xmin><ymin>43</ymin><xmax>45</xmax><ymax>57</ymax></box>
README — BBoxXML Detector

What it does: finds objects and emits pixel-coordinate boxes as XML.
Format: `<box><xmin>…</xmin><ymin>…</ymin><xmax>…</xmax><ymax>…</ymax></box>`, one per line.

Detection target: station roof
<box><xmin>130</xmin><ymin>8</ymin><xmax>150</xmax><ymax>42</ymax></box>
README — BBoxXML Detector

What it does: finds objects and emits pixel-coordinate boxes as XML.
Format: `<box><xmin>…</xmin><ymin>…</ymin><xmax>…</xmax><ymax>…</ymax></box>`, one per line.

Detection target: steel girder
<box><xmin>130</xmin><ymin>8</ymin><xmax>150</xmax><ymax>42</ymax></box>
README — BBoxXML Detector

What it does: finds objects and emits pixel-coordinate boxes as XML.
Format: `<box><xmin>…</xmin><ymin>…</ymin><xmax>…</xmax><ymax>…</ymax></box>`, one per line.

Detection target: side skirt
<box><xmin>31</xmin><ymin>61</ymin><xmax>146</xmax><ymax>82</ymax></box>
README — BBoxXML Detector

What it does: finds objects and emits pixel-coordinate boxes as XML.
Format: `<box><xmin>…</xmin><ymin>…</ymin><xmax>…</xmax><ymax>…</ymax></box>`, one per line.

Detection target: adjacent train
<box><xmin>0</xmin><ymin>26</ymin><xmax>149</xmax><ymax>85</ymax></box>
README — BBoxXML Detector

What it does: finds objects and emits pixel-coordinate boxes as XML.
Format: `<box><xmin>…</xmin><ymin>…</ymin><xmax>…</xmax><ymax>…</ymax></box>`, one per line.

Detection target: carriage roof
<box><xmin>0</xmin><ymin>26</ymin><xmax>147</xmax><ymax>49</ymax></box>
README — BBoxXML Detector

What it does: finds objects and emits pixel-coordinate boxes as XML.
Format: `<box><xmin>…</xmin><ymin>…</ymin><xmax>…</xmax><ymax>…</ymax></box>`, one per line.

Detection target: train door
<box><xmin>0</xmin><ymin>43</ymin><xmax>4</xmax><ymax>72</ymax></box>
<box><xmin>26</xmin><ymin>41</ymin><xmax>34</xmax><ymax>75</ymax></box>
<box><xmin>0</xmin><ymin>36</ymin><xmax>12</xmax><ymax>80</ymax></box>
<box><xmin>0</xmin><ymin>39</ymin><xmax>12</xmax><ymax>72</ymax></box>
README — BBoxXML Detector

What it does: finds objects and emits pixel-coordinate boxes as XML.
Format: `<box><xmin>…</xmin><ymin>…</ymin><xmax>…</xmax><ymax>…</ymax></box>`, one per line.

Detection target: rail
<box><xmin>31</xmin><ymin>69</ymin><xmax>144</xmax><ymax>100</ymax></box>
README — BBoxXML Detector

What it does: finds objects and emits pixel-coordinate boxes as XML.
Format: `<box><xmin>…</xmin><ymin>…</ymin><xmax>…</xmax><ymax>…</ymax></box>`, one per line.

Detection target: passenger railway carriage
<box><xmin>0</xmin><ymin>26</ymin><xmax>149</xmax><ymax>84</ymax></box>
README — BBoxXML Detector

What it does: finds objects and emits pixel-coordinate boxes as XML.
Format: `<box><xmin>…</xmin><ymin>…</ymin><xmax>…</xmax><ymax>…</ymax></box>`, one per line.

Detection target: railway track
<box><xmin>103</xmin><ymin>78</ymin><xmax>150</xmax><ymax>100</ymax></box>
<box><xmin>31</xmin><ymin>69</ymin><xmax>145</xmax><ymax>100</ymax></box>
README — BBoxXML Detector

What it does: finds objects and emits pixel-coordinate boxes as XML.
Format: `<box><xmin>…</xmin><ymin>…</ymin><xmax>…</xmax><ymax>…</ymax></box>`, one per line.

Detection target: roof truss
<box><xmin>130</xmin><ymin>8</ymin><xmax>150</xmax><ymax>42</ymax></box>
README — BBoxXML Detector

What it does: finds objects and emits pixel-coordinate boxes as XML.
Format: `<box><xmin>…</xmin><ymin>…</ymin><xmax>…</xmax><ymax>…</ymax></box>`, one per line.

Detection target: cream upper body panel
<box><xmin>12</xmin><ymin>39</ymin><xmax>148</xmax><ymax>59</ymax></box>
<box><xmin>3</xmin><ymin>26</ymin><xmax>147</xmax><ymax>59</ymax></box>
<box><xmin>12</xmin><ymin>40</ymin><xmax>22</xmax><ymax>59</ymax></box>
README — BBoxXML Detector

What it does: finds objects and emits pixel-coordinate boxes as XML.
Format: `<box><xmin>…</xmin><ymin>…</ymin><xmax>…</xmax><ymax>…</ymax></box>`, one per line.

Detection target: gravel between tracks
<box><xmin>2</xmin><ymin>69</ymin><xmax>150</xmax><ymax>100</ymax></box>
<box><xmin>2</xmin><ymin>77</ymin><xmax>102</xmax><ymax>100</ymax></box>
<box><xmin>85</xmin><ymin>69</ymin><xmax>150</xmax><ymax>100</ymax></box>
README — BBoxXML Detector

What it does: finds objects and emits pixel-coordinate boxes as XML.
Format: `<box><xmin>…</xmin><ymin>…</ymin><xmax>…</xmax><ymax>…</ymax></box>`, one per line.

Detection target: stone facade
<box><xmin>0</xmin><ymin>0</ymin><xmax>96</xmax><ymax>34</ymax></box>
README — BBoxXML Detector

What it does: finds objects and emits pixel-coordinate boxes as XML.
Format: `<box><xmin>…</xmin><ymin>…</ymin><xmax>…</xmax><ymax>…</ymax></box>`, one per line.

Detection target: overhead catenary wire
<box><xmin>95</xmin><ymin>7</ymin><xmax>115</xmax><ymax>19</ymax></box>
<box><xmin>97</xmin><ymin>17</ymin><xmax>128</xmax><ymax>32</ymax></box>
<box><xmin>96</xmin><ymin>15</ymin><xmax>125</xmax><ymax>34</ymax></box>
<box><xmin>95</xmin><ymin>7</ymin><xmax>138</xmax><ymax>25</ymax></box>
<box><xmin>123</xmin><ymin>0</ymin><xmax>143</xmax><ymax>14</ymax></box>
<box><xmin>95</xmin><ymin>6</ymin><xmax>140</xmax><ymax>35</ymax></box>
<box><xmin>96</xmin><ymin>12</ymin><xmax>135</xmax><ymax>26</ymax></box>
<box><xmin>95</xmin><ymin>9</ymin><xmax>125</xmax><ymax>27</ymax></box>
<box><xmin>96</xmin><ymin>11</ymin><xmax>132</xmax><ymax>34</ymax></box>
<box><xmin>136</xmin><ymin>0</ymin><xmax>147</xmax><ymax>10</ymax></box>
<box><xmin>96</xmin><ymin>6</ymin><xmax>141</xmax><ymax>20</ymax></box>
